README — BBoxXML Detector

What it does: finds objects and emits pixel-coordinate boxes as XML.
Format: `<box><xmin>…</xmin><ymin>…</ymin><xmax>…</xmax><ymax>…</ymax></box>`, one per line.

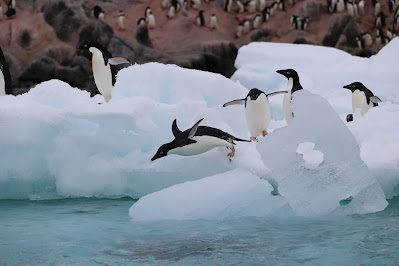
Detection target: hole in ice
<box><xmin>339</xmin><ymin>196</ymin><xmax>353</xmax><ymax>206</ymax></box>
<box><xmin>296</xmin><ymin>142</ymin><xmax>324</xmax><ymax>168</ymax></box>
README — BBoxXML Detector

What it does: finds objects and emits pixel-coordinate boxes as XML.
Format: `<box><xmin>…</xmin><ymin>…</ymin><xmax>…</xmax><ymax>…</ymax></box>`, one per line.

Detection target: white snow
<box><xmin>1</xmin><ymin>39</ymin><xmax>398</xmax><ymax>219</ymax></box>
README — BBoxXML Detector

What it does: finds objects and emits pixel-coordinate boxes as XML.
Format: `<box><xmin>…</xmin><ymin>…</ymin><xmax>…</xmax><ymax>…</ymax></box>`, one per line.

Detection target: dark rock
<box><xmin>19</xmin><ymin>56</ymin><xmax>59</xmax><ymax>87</ymax></box>
<box><xmin>186</xmin><ymin>42</ymin><xmax>238</xmax><ymax>78</ymax></box>
<box><xmin>322</xmin><ymin>15</ymin><xmax>352</xmax><ymax>47</ymax></box>
<box><xmin>293</xmin><ymin>38</ymin><xmax>313</xmax><ymax>44</ymax></box>
<box><xmin>18</xmin><ymin>29</ymin><xmax>32</xmax><ymax>49</ymax></box>
<box><xmin>135</xmin><ymin>25</ymin><xmax>153</xmax><ymax>48</ymax></box>
<box><xmin>78</xmin><ymin>20</ymin><xmax>114</xmax><ymax>48</ymax></box>
<box><xmin>342</xmin><ymin>19</ymin><xmax>361</xmax><ymax>47</ymax></box>
<box><xmin>300</xmin><ymin>2</ymin><xmax>325</xmax><ymax>20</ymax></box>
<box><xmin>43</xmin><ymin>0</ymin><xmax>85</xmax><ymax>42</ymax></box>
<box><xmin>54</xmin><ymin>65</ymin><xmax>87</xmax><ymax>87</ymax></box>
<box><xmin>46</xmin><ymin>47</ymin><xmax>73</xmax><ymax>65</ymax></box>
<box><xmin>250</xmin><ymin>29</ymin><xmax>271</xmax><ymax>42</ymax></box>
<box><xmin>355</xmin><ymin>49</ymin><xmax>375</xmax><ymax>58</ymax></box>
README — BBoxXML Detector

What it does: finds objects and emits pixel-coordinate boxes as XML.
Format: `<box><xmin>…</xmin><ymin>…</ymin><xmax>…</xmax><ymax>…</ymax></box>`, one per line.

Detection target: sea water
<box><xmin>1</xmin><ymin>197</ymin><xmax>399</xmax><ymax>265</ymax></box>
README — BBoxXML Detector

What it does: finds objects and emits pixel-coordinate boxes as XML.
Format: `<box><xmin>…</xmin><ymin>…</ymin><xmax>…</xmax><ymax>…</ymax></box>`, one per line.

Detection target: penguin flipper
<box><xmin>369</xmin><ymin>96</ymin><xmax>382</xmax><ymax>103</ymax></box>
<box><xmin>188</xmin><ymin>118</ymin><xmax>204</xmax><ymax>139</ymax></box>
<box><xmin>267</xmin><ymin>91</ymin><xmax>288</xmax><ymax>97</ymax></box>
<box><xmin>172</xmin><ymin>119</ymin><xmax>182</xmax><ymax>137</ymax></box>
<box><xmin>108</xmin><ymin>57</ymin><xmax>131</xmax><ymax>65</ymax></box>
<box><xmin>222</xmin><ymin>99</ymin><xmax>245</xmax><ymax>107</ymax></box>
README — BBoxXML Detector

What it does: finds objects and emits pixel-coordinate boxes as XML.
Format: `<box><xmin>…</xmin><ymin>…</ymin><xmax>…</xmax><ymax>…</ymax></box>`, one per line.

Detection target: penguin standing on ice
<box><xmin>151</xmin><ymin>118</ymin><xmax>250</xmax><ymax>161</ymax></box>
<box><xmin>223</xmin><ymin>88</ymin><xmax>287</xmax><ymax>141</ymax></box>
<box><xmin>0</xmin><ymin>47</ymin><xmax>12</xmax><ymax>96</ymax></box>
<box><xmin>276</xmin><ymin>69</ymin><xmax>303</xmax><ymax>125</ymax></box>
<box><xmin>344</xmin><ymin>82</ymin><xmax>381</xmax><ymax>117</ymax></box>
<box><xmin>77</xmin><ymin>41</ymin><xmax>131</xmax><ymax>103</ymax></box>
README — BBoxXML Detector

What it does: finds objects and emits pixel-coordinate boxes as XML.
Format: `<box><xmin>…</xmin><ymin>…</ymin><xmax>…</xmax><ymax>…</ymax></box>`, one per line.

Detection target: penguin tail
<box><xmin>231</xmin><ymin>137</ymin><xmax>251</xmax><ymax>143</ymax></box>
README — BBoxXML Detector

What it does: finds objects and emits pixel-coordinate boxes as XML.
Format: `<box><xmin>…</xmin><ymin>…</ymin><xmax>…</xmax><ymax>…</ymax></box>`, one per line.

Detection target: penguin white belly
<box><xmin>0</xmin><ymin>70</ymin><xmax>5</xmax><ymax>96</ymax></box>
<box><xmin>283</xmin><ymin>78</ymin><xmax>294</xmax><ymax>124</ymax></box>
<box><xmin>118</xmin><ymin>16</ymin><xmax>125</xmax><ymax>30</ymax></box>
<box><xmin>91</xmin><ymin>51</ymin><xmax>113</xmax><ymax>102</ymax></box>
<box><xmin>169</xmin><ymin>136</ymin><xmax>232</xmax><ymax>156</ymax></box>
<box><xmin>245</xmin><ymin>94</ymin><xmax>270</xmax><ymax>137</ymax></box>
<box><xmin>352</xmin><ymin>90</ymin><xmax>372</xmax><ymax>116</ymax></box>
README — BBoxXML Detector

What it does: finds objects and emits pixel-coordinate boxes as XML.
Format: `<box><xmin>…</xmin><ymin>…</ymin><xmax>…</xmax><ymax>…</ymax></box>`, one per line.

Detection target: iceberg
<box><xmin>257</xmin><ymin>90</ymin><xmax>388</xmax><ymax>216</ymax></box>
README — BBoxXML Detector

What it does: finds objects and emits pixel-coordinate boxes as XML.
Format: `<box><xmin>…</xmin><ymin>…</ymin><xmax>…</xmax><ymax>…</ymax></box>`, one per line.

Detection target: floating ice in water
<box><xmin>0</xmin><ymin>40</ymin><xmax>397</xmax><ymax>213</ymax></box>
<box><xmin>257</xmin><ymin>90</ymin><xmax>388</xmax><ymax>216</ymax></box>
<box><xmin>130</xmin><ymin>169</ymin><xmax>291</xmax><ymax>221</ymax></box>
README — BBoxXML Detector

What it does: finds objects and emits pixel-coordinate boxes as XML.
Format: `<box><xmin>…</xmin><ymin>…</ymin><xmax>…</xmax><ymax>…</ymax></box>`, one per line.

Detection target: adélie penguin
<box><xmin>77</xmin><ymin>41</ymin><xmax>131</xmax><ymax>103</ymax></box>
<box><xmin>276</xmin><ymin>69</ymin><xmax>303</xmax><ymax>125</ymax></box>
<box><xmin>223</xmin><ymin>88</ymin><xmax>287</xmax><ymax>141</ymax></box>
<box><xmin>151</xmin><ymin>118</ymin><xmax>250</xmax><ymax>161</ymax></box>
<box><xmin>343</xmin><ymin>81</ymin><xmax>381</xmax><ymax>117</ymax></box>
<box><xmin>0</xmin><ymin>47</ymin><xmax>12</xmax><ymax>96</ymax></box>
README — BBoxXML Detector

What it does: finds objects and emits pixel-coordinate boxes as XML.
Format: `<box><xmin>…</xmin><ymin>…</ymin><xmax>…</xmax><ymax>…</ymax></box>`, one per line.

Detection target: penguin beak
<box><xmin>343</xmin><ymin>84</ymin><xmax>350</xmax><ymax>89</ymax></box>
<box><xmin>151</xmin><ymin>154</ymin><xmax>160</xmax><ymax>162</ymax></box>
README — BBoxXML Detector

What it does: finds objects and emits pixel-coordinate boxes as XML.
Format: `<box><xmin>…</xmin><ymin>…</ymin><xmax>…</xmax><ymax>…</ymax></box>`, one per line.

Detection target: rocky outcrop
<box><xmin>0</xmin><ymin>0</ymin><xmax>393</xmax><ymax>95</ymax></box>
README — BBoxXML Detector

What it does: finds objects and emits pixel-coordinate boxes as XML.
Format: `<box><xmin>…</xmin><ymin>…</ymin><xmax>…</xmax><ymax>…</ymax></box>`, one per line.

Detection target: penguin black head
<box><xmin>77</xmin><ymin>41</ymin><xmax>108</xmax><ymax>54</ymax></box>
<box><xmin>151</xmin><ymin>143</ymin><xmax>173</xmax><ymax>161</ymax></box>
<box><xmin>343</xmin><ymin>81</ymin><xmax>364</xmax><ymax>92</ymax></box>
<box><xmin>247</xmin><ymin>88</ymin><xmax>264</xmax><ymax>101</ymax></box>
<box><xmin>276</xmin><ymin>69</ymin><xmax>303</xmax><ymax>93</ymax></box>
<box><xmin>276</xmin><ymin>69</ymin><xmax>298</xmax><ymax>80</ymax></box>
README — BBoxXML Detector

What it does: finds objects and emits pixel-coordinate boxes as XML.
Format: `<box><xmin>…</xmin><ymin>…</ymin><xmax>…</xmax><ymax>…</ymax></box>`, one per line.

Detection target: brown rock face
<box><xmin>0</xmin><ymin>0</ymin><xmax>395</xmax><ymax>95</ymax></box>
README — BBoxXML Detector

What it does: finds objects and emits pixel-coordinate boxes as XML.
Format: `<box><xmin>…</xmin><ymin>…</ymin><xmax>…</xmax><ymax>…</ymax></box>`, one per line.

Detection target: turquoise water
<box><xmin>1</xmin><ymin>197</ymin><xmax>399</xmax><ymax>265</ymax></box>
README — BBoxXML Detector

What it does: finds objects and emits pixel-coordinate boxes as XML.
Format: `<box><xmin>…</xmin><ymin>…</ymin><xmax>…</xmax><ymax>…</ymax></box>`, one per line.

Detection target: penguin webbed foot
<box><xmin>227</xmin><ymin>145</ymin><xmax>235</xmax><ymax>159</ymax></box>
<box><xmin>262</xmin><ymin>130</ymin><xmax>268</xmax><ymax>137</ymax></box>
<box><xmin>250</xmin><ymin>136</ymin><xmax>258</xmax><ymax>142</ymax></box>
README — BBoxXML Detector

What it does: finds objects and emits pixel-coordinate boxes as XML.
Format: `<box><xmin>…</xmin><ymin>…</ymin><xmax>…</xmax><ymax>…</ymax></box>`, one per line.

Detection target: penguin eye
<box><xmin>160</xmin><ymin>151</ymin><xmax>164</xmax><ymax>155</ymax></box>
<box><xmin>287</xmin><ymin>71</ymin><xmax>290</xmax><ymax>75</ymax></box>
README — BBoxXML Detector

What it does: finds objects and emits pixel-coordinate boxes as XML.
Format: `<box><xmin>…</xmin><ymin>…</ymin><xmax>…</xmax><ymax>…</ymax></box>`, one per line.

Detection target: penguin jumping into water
<box><xmin>77</xmin><ymin>41</ymin><xmax>131</xmax><ymax>103</ymax></box>
<box><xmin>276</xmin><ymin>69</ymin><xmax>303</xmax><ymax>125</ymax></box>
<box><xmin>223</xmin><ymin>88</ymin><xmax>287</xmax><ymax>141</ymax></box>
<box><xmin>0</xmin><ymin>47</ymin><xmax>12</xmax><ymax>96</ymax></box>
<box><xmin>343</xmin><ymin>82</ymin><xmax>381</xmax><ymax>117</ymax></box>
<box><xmin>151</xmin><ymin>118</ymin><xmax>250</xmax><ymax>161</ymax></box>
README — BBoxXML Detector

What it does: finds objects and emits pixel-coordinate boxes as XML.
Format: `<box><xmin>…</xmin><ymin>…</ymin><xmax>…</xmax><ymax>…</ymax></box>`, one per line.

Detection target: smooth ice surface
<box><xmin>232</xmin><ymin>39</ymin><xmax>399</xmax><ymax>198</ymax></box>
<box><xmin>130</xmin><ymin>169</ymin><xmax>290</xmax><ymax>221</ymax></box>
<box><xmin>257</xmin><ymin>90</ymin><xmax>388</xmax><ymax>216</ymax></box>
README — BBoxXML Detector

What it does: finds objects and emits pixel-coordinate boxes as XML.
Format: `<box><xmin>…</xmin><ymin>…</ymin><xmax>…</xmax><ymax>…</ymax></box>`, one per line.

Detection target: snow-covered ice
<box><xmin>1</xmin><ymin>38</ymin><xmax>398</xmax><ymax>219</ymax></box>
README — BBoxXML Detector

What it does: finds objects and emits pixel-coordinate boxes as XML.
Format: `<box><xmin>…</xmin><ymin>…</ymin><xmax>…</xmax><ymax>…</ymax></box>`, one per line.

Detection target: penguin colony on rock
<box><xmin>0</xmin><ymin>2</ymin><xmax>388</xmax><ymax>161</ymax></box>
